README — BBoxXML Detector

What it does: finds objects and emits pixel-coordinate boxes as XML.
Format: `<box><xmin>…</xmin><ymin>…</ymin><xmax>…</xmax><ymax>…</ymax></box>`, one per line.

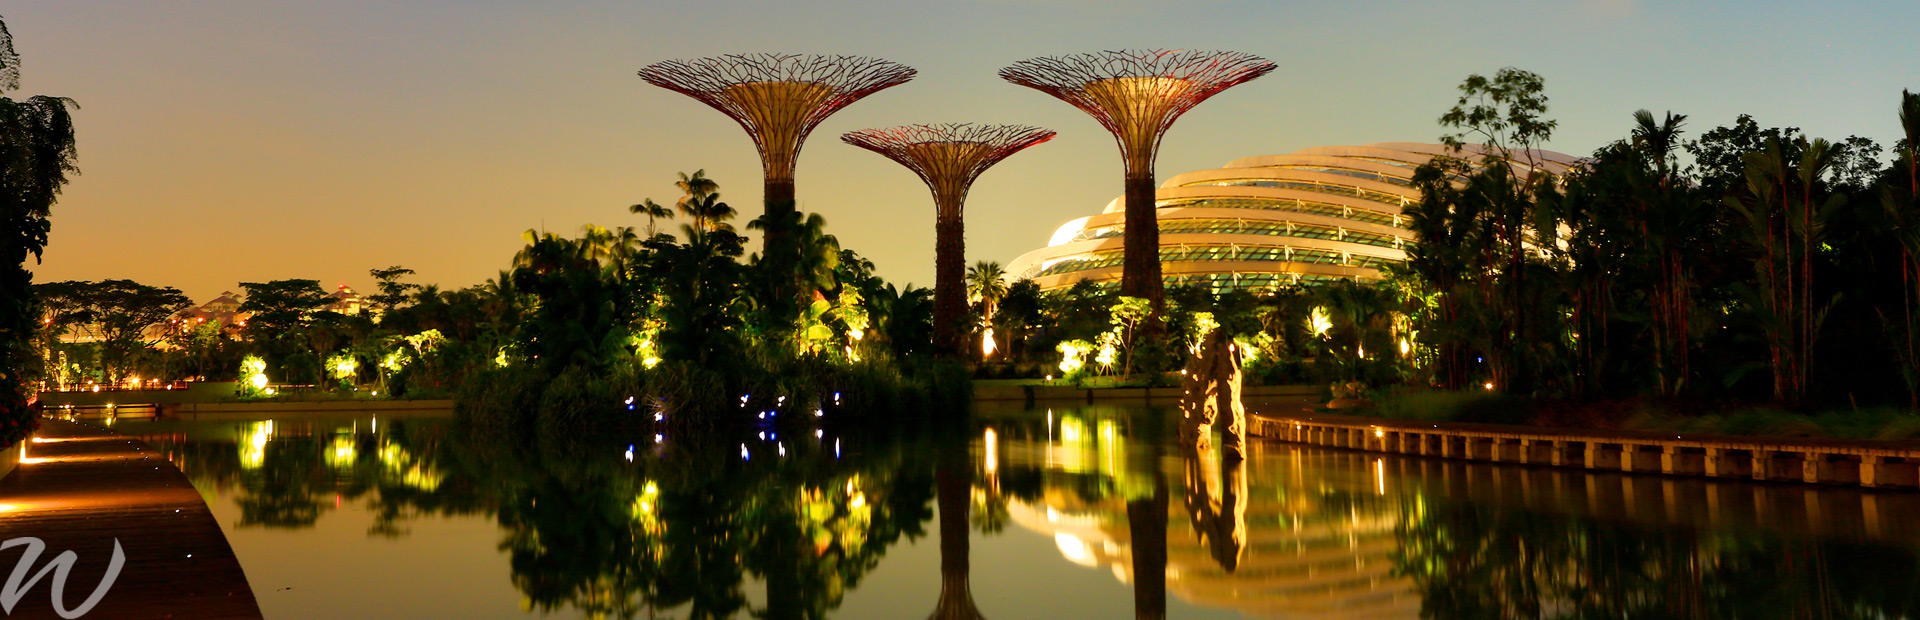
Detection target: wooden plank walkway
<box><xmin>1250</xmin><ymin>411</ymin><xmax>1920</xmax><ymax>489</ymax></box>
<box><xmin>0</xmin><ymin>418</ymin><xmax>261</xmax><ymax>619</ymax></box>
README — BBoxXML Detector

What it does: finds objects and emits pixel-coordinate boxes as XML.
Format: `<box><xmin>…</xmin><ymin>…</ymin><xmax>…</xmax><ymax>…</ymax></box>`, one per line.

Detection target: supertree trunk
<box><xmin>934</xmin><ymin>216</ymin><xmax>968</xmax><ymax>358</ymax></box>
<box><xmin>1121</xmin><ymin>173</ymin><xmax>1163</xmax><ymax>310</ymax></box>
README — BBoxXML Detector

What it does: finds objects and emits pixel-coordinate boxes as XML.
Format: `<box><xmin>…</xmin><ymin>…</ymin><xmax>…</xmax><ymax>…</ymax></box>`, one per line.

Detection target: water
<box><xmin>114</xmin><ymin>404</ymin><xmax>1920</xmax><ymax>619</ymax></box>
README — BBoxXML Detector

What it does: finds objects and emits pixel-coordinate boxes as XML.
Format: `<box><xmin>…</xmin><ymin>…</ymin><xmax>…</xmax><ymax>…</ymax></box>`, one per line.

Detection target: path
<box><xmin>0</xmin><ymin>418</ymin><xmax>261</xmax><ymax>619</ymax></box>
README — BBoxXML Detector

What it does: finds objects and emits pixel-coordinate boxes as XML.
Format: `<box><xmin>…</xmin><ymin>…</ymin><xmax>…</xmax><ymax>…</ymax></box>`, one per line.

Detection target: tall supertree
<box><xmin>842</xmin><ymin>123</ymin><xmax>1054</xmax><ymax>358</ymax></box>
<box><xmin>639</xmin><ymin>54</ymin><xmax>916</xmax><ymax>253</ymax></box>
<box><xmin>1000</xmin><ymin>50</ymin><xmax>1274</xmax><ymax>312</ymax></box>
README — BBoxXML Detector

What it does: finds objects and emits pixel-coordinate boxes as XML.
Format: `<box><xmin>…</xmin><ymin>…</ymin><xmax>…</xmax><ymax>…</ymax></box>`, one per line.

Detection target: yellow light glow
<box><xmin>1309</xmin><ymin>306</ymin><xmax>1333</xmax><ymax>337</ymax></box>
<box><xmin>1374</xmin><ymin>429</ymin><xmax>1384</xmax><ymax>438</ymax></box>
<box><xmin>1484</xmin><ymin>382</ymin><xmax>1495</xmax><ymax>391</ymax></box>
<box><xmin>327</xmin><ymin>436</ymin><xmax>357</xmax><ymax>469</ymax></box>
<box><xmin>981</xmin><ymin>328</ymin><xmax>997</xmax><ymax>358</ymax></box>
<box><xmin>1374</xmin><ymin>459</ymin><xmax>1386</xmax><ymax>495</ymax></box>
<box><xmin>1054</xmin><ymin>532</ymin><xmax>1096</xmax><ymax>567</ymax></box>
<box><xmin>983</xmin><ymin>428</ymin><xmax>998</xmax><ymax>475</ymax></box>
<box><xmin>241</xmin><ymin>420</ymin><xmax>273</xmax><ymax>470</ymax></box>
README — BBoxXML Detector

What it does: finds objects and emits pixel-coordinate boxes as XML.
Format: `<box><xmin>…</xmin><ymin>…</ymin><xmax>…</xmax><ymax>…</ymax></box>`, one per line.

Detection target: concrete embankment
<box><xmin>974</xmin><ymin>382</ymin><xmax>1319</xmax><ymax>404</ymax></box>
<box><xmin>1251</xmin><ymin>411</ymin><xmax>1920</xmax><ymax>490</ymax></box>
<box><xmin>163</xmin><ymin>399</ymin><xmax>454</xmax><ymax>420</ymax></box>
<box><xmin>0</xmin><ymin>418</ymin><xmax>262</xmax><ymax>619</ymax></box>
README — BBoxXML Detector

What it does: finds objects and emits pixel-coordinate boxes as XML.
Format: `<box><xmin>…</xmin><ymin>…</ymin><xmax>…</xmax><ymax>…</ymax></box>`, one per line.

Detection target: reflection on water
<box><xmin>116</xmin><ymin>404</ymin><xmax>1920</xmax><ymax>619</ymax></box>
<box><xmin>985</xmin><ymin>405</ymin><xmax>1920</xmax><ymax>620</ymax></box>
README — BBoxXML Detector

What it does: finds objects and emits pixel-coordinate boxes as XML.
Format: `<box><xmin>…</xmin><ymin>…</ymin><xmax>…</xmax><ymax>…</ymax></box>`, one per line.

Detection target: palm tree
<box><xmin>1632</xmin><ymin>110</ymin><xmax>1704</xmax><ymax>396</ymax></box>
<box><xmin>965</xmin><ymin>262</ymin><xmax>1008</xmax><ymax>324</ymax></box>
<box><xmin>629</xmin><ymin>198</ymin><xmax>674</xmax><ymax>237</ymax></box>
<box><xmin>1728</xmin><ymin>136</ymin><xmax>1841</xmax><ymax>404</ymax></box>
<box><xmin>966</xmin><ymin>262</ymin><xmax>1008</xmax><ymax>358</ymax></box>
<box><xmin>676</xmin><ymin>169</ymin><xmax>718</xmax><ymax>206</ymax></box>
<box><xmin>1883</xmin><ymin>90</ymin><xmax>1920</xmax><ymax>407</ymax></box>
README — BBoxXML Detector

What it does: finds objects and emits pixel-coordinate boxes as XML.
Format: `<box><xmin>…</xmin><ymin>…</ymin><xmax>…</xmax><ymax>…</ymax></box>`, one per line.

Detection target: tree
<box><xmin>368</xmin><ymin>266</ymin><xmax>418</xmax><ymax>313</ymax></box>
<box><xmin>1407</xmin><ymin>68</ymin><xmax>1561</xmax><ymax>392</ymax></box>
<box><xmin>869</xmin><ymin>283</ymin><xmax>932</xmax><ymax>359</ymax></box>
<box><xmin>629</xmin><ymin>198</ymin><xmax>674</xmax><ymax>238</ymax></box>
<box><xmin>995</xmin><ymin>279</ymin><xmax>1044</xmax><ymax>360</ymax></box>
<box><xmin>1884</xmin><ymin>90</ymin><xmax>1920</xmax><ymax>407</ymax></box>
<box><xmin>32</xmin><ymin>279</ymin><xmax>191</xmax><ymax>382</ymax></box>
<box><xmin>643</xmin><ymin>176</ymin><xmax>747</xmax><ymax>366</ymax></box>
<box><xmin>1726</xmin><ymin>136</ymin><xmax>1844</xmax><ymax>405</ymax></box>
<box><xmin>0</xmin><ymin>16</ymin><xmax>77</xmax><ymax>445</ymax></box>
<box><xmin>238</xmin><ymin>279</ymin><xmax>337</xmax><ymax>382</ymax></box>
<box><xmin>511</xmin><ymin>227</ymin><xmax>630</xmax><ymax>375</ymax></box>
<box><xmin>965</xmin><ymin>261</ymin><xmax>1008</xmax><ymax>358</ymax></box>
<box><xmin>1631</xmin><ymin>110</ymin><xmax>1707</xmax><ymax>396</ymax></box>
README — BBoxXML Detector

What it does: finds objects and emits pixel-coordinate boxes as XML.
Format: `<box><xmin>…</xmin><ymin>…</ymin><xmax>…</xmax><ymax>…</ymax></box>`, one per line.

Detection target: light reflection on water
<box><xmin>113</xmin><ymin>404</ymin><xmax>1920</xmax><ymax>620</ymax></box>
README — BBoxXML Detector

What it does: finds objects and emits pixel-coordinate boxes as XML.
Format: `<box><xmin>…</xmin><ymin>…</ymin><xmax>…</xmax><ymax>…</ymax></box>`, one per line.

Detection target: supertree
<box><xmin>842</xmin><ymin>123</ymin><xmax>1055</xmax><ymax>358</ymax></box>
<box><xmin>1000</xmin><ymin>49</ymin><xmax>1274</xmax><ymax>312</ymax></box>
<box><xmin>639</xmin><ymin>54</ymin><xmax>916</xmax><ymax>251</ymax></box>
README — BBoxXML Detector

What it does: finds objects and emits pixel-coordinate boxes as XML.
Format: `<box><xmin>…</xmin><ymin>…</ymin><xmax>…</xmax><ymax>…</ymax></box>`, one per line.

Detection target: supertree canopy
<box><xmin>639</xmin><ymin>54</ymin><xmax>917</xmax><ymax>215</ymax></box>
<box><xmin>842</xmin><ymin>123</ymin><xmax>1055</xmax><ymax>357</ymax></box>
<box><xmin>1000</xmin><ymin>50</ymin><xmax>1274</xmax><ymax>309</ymax></box>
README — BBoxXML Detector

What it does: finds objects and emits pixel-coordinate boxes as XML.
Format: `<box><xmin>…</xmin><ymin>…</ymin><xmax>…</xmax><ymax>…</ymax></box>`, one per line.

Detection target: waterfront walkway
<box><xmin>0</xmin><ymin>418</ymin><xmax>261</xmax><ymax>619</ymax></box>
<box><xmin>1250</xmin><ymin>410</ymin><xmax>1920</xmax><ymax>489</ymax></box>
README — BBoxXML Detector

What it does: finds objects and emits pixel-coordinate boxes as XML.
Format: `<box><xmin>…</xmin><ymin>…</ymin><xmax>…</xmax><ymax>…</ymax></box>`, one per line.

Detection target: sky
<box><xmin>11</xmin><ymin>0</ymin><xmax>1919</xmax><ymax>302</ymax></box>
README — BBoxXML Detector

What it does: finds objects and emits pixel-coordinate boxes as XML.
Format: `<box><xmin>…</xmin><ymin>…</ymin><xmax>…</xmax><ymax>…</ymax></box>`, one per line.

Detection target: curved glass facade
<box><xmin>1004</xmin><ymin>142</ymin><xmax>1575</xmax><ymax>292</ymax></box>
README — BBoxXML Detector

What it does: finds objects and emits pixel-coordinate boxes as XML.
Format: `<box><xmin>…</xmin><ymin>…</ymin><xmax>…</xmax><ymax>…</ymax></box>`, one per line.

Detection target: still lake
<box><xmin>115</xmin><ymin>401</ymin><xmax>1920</xmax><ymax>619</ymax></box>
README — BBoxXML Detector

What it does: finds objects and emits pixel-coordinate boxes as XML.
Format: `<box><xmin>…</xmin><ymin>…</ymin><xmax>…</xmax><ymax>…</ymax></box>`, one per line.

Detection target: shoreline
<box><xmin>1251</xmin><ymin>410</ymin><xmax>1920</xmax><ymax>490</ymax></box>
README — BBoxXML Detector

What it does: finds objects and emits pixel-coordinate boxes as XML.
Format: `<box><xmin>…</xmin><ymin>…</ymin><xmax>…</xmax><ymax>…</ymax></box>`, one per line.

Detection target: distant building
<box><xmin>1005</xmin><ymin>142</ymin><xmax>1577</xmax><ymax>292</ymax></box>
<box><xmin>326</xmin><ymin>284</ymin><xmax>367</xmax><ymax>316</ymax></box>
<box><xmin>179</xmin><ymin>290</ymin><xmax>248</xmax><ymax>332</ymax></box>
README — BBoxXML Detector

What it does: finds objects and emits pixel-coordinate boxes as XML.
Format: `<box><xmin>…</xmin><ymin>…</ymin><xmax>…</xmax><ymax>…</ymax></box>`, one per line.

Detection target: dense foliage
<box><xmin>1395</xmin><ymin>70</ymin><xmax>1920</xmax><ymax>411</ymax></box>
<box><xmin>0</xmin><ymin>18</ymin><xmax>74</xmax><ymax>447</ymax></box>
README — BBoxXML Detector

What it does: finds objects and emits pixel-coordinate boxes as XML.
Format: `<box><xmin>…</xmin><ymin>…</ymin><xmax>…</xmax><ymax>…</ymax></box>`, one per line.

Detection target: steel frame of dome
<box><xmin>1004</xmin><ymin>142</ymin><xmax>1578</xmax><ymax>292</ymax></box>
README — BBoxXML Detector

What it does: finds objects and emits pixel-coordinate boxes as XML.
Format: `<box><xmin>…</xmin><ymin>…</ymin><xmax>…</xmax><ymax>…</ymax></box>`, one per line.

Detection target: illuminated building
<box><xmin>1005</xmin><ymin>142</ymin><xmax>1578</xmax><ymax>292</ymax></box>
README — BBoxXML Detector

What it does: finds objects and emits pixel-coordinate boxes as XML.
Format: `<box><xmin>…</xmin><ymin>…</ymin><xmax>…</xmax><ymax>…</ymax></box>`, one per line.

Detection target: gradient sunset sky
<box><xmin>13</xmin><ymin>1</ymin><xmax>1918</xmax><ymax>301</ymax></box>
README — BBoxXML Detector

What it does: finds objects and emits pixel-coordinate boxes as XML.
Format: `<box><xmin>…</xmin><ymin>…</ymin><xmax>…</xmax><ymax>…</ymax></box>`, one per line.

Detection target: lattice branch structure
<box><xmin>1000</xmin><ymin>50</ymin><xmax>1274</xmax><ymax>308</ymax></box>
<box><xmin>841</xmin><ymin>123</ymin><xmax>1055</xmax><ymax>219</ymax></box>
<box><xmin>639</xmin><ymin>53</ymin><xmax>917</xmax><ymax>212</ymax></box>
<box><xmin>1000</xmin><ymin>49</ymin><xmax>1274</xmax><ymax>177</ymax></box>
<box><xmin>842</xmin><ymin>123</ymin><xmax>1055</xmax><ymax>357</ymax></box>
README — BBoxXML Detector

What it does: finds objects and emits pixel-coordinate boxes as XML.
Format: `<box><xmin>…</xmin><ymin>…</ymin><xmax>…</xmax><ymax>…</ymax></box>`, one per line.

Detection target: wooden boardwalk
<box><xmin>0</xmin><ymin>418</ymin><xmax>261</xmax><ymax>619</ymax></box>
<box><xmin>1250</xmin><ymin>411</ymin><xmax>1920</xmax><ymax>489</ymax></box>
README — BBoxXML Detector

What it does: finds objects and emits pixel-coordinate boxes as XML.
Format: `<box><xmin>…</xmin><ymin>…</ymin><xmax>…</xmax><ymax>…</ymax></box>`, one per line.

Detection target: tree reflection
<box><xmin>928</xmin><ymin>434</ymin><xmax>984</xmax><ymax>620</ymax></box>
<box><xmin>138</xmin><ymin>417</ymin><xmax>940</xmax><ymax>619</ymax></box>
<box><xmin>1126</xmin><ymin>438</ymin><xmax>1167</xmax><ymax>620</ymax></box>
<box><xmin>1395</xmin><ymin>493</ymin><xmax>1920</xmax><ymax>619</ymax></box>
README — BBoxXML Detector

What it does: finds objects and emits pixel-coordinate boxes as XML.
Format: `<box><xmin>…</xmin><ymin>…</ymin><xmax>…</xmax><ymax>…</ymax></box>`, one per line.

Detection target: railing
<box><xmin>1250</xmin><ymin>413</ymin><xmax>1920</xmax><ymax>489</ymax></box>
